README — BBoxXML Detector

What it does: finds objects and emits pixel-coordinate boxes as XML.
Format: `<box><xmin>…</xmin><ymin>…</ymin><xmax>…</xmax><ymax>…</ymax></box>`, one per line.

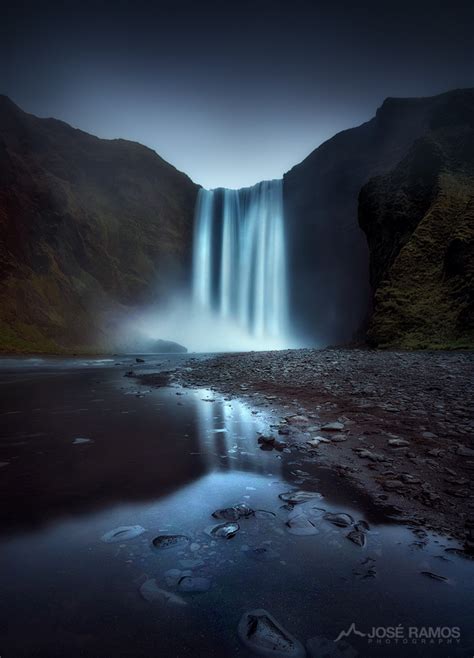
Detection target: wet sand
<box><xmin>0</xmin><ymin>353</ymin><xmax>473</xmax><ymax>657</ymax></box>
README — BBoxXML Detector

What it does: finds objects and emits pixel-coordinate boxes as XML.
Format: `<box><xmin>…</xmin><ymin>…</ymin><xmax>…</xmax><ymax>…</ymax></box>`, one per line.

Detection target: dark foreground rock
<box><xmin>177</xmin><ymin>348</ymin><xmax>474</xmax><ymax>541</ymax></box>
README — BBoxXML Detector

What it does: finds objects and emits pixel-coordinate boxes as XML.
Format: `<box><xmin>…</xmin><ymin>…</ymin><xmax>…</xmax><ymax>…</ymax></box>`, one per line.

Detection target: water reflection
<box><xmin>194</xmin><ymin>389</ymin><xmax>277</xmax><ymax>474</ymax></box>
<box><xmin>1</xmin><ymin>362</ymin><xmax>474</xmax><ymax>657</ymax></box>
<box><xmin>0</xmin><ymin>366</ymin><xmax>277</xmax><ymax>533</ymax></box>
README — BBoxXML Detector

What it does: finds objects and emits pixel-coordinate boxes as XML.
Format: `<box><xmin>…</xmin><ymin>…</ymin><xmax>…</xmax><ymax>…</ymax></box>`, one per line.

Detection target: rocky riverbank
<box><xmin>165</xmin><ymin>348</ymin><xmax>474</xmax><ymax>545</ymax></box>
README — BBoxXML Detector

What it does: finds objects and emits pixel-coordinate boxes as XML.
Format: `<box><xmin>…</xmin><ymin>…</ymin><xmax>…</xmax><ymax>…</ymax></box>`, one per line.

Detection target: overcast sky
<box><xmin>2</xmin><ymin>0</ymin><xmax>473</xmax><ymax>188</ymax></box>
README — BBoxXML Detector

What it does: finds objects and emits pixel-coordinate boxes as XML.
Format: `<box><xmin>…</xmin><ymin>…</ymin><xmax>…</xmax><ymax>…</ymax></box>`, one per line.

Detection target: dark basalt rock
<box><xmin>323</xmin><ymin>512</ymin><xmax>354</xmax><ymax>528</ymax></box>
<box><xmin>150</xmin><ymin>339</ymin><xmax>188</xmax><ymax>354</ymax></box>
<box><xmin>101</xmin><ymin>525</ymin><xmax>145</xmax><ymax>543</ymax></box>
<box><xmin>347</xmin><ymin>529</ymin><xmax>367</xmax><ymax>547</ymax></box>
<box><xmin>212</xmin><ymin>503</ymin><xmax>254</xmax><ymax>521</ymax></box>
<box><xmin>286</xmin><ymin>512</ymin><xmax>319</xmax><ymax>535</ymax></box>
<box><xmin>238</xmin><ymin>609</ymin><xmax>306</xmax><ymax>658</ymax></box>
<box><xmin>212</xmin><ymin>507</ymin><xmax>240</xmax><ymax>521</ymax></box>
<box><xmin>279</xmin><ymin>490</ymin><xmax>323</xmax><ymax>504</ymax></box>
<box><xmin>208</xmin><ymin>522</ymin><xmax>240</xmax><ymax>539</ymax></box>
<box><xmin>152</xmin><ymin>534</ymin><xmax>190</xmax><ymax>550</ymax></box>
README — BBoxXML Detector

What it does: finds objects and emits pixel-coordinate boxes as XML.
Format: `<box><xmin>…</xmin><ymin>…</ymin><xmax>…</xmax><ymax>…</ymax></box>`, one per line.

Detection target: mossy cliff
<box><xmin>0</xmin><ymin>96</ymin><xmax>199</xmax><ymax>353</ymax></box>
<box><xmin>359</xmin><ymin>91</ymin><xmax>474</xmax><ymax>349</ymax></box>
<box><xmin>283</xmin><ymin>88</ymin><xmax>474</xmax><ymax>347</ymax></box>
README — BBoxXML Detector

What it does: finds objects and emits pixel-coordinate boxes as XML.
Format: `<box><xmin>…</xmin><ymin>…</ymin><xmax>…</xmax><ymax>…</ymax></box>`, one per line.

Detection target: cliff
<box><xmin>283</xmin><ymin>88</ymin><xmax>474</xmax><ymax>347</ymax></box>
<box><xmin>358</xmin><ymin>92</ymin><xmax>474</xmax><ymax>348</ymax></box>
<box><xmin>0</xmin><ymin>96</ymin><xmax>199</xmax><ymax>352</ymax></box>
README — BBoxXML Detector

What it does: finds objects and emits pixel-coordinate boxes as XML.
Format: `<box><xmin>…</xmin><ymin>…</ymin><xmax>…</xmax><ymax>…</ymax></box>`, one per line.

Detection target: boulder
<box><xmin>151</xmin><ymin>339</ymin><xmax>188</xmax><ymax>353</ymax></box>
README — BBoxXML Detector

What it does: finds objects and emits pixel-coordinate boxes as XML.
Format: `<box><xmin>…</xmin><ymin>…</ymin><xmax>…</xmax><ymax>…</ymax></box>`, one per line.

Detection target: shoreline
<box><xmin>156</xmin><ymin>347</ymin><xmax>474</xmax><ymax>545</ymax></box>
<box><xmin>1</xmin><ymin>345</ymin><xmax>472</xmax><ymax>356</ymax></box>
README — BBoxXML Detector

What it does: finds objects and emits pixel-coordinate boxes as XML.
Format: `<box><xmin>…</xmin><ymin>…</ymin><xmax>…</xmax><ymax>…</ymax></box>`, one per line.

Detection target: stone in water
<box><xmin>286</xmin><ymin>512</ymin><xmax>319</xmax><ymax>536</ymax></box>
<box><xmin>323</xmin><ymin>512</ymin><xmax>354</xmax><ymax>528</ymax></box>
<box><xmin>279</xmin><ymin>490</ymin><xmax>323</xmax><ymax>504</ymax></box>
<box><xmin>139</xmin><ymin>579</ymin><xmax>187</xmax><ymax>606</ymax></box>
<box><xmin>208</xmin><ymin>522</ymin><xmax>240</xmax><ymax>539</ymax></box>
<box><xmin>238</xmin><ymin>608</ymin><xmax>306</xmax><ymax>657</ymax></box>
<box><xmin>152</xmin><ymin>534</ymin><xmax>190</xmax><ymax>550</ymax></box>
<box><xmin>101</xmin><ymin>525</ymin><xmax>145</xmax><ymax>543</ymax></box>
<box><xmin>178</xmin><ymin>576</ymin><xmax>211</xmax><ymax>593</ymax></box>
<box><xmin>347</xmin><ymin>529</ymin><xmax>367</xmax><ymax>547</ymax></box>
<box><xmin>321</xmin><ymin>422</ymin><xmax>345</xmax><ymax>431</ymax></box>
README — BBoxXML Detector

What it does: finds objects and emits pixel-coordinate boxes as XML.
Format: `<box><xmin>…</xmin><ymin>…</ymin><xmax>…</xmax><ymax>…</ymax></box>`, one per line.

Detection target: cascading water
<box><xmin>193</xmin><ymin>179</ymin><xmax>289</xmax><ymax>346</ymax></box>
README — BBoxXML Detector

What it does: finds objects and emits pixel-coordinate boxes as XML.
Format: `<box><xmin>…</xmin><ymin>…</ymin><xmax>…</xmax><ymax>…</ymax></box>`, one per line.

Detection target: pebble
<box><xmin>212</xmin><ymin>504</ymin><xmax>254</xmax><ymax>521</ymax></box>
<box><xmin>207</xmin><ymin>522</ymin><xmax>240</xmax><ymax>539</ymax></box>
<box><xmin>321</xmin><ymin>421</ymin><xmax>345</xmax><ymax>431</ymax></box>
<box><xmin>347</xmin><ymin>529</ymin><xmax>367</xmax><ymax>547</ymax></box>
<box><xmin>388</xmin><ymin>438</ymin><xmax>410</xmax><ymax>447</ymax></box>
<box><xmin>307</xmin><ymin>437</ymin><xmax>331</xmax><ymax>448</ymax></box>
<box><xmin>286</xmin><ymin>512</ymin><xmax>319</xmax><ymax>535</ymax></box>
<box><xmin>279</xmin><ymin>490</ymin><xmax>323</xmax><ymax>504</ymax></box>
<box><xmin>323</xmin><ymin>512</ymin><xmax>354</xmax><ymax>528</ymax></box>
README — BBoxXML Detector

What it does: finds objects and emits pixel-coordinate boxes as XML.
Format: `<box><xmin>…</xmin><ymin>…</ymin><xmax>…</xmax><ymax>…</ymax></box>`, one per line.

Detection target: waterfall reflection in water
<box><xmin>194</xmin><ymin>389</ymin><xmax>279</xmax><ymax>475</ymax></box>
<box><xmin>0</xmin><ymin>362</ymin><xmax>473</xmax><ymax>658</ymax></box>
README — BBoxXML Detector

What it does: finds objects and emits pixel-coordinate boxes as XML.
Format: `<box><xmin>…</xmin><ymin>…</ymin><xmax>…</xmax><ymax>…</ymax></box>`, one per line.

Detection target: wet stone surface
<box><xmin>101</xmin><ymin>525</ymin><xmax>146</xmax><ymax>543</ymax></box>
<box><xmin>152</xmin><ymin>534</ymin><xmax>190</xmax><ymax>550</ymax></box>
<box><xmin>207</xmin><ymin>522</ymin><xmax>240</xmax><ymax>539</ymax></box>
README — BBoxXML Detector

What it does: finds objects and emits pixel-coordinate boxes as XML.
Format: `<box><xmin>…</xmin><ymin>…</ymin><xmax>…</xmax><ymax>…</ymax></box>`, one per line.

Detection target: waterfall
<box><xmin>192</xmin><ymin>179</ymin><xmax>288</xmax><ymax>343</ymax></box>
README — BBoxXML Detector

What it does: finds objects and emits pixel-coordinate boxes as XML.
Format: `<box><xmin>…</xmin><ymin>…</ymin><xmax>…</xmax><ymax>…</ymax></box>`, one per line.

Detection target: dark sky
<box><xmin>2</xmin><ymin>0</ymin><xmax>473</xmax><ymax>188</ymax></box>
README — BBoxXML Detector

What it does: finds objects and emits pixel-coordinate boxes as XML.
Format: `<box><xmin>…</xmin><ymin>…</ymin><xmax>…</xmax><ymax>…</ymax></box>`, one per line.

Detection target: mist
<box><xmin>120</xmin><ymin>294</ymin><xmax>301</xmax><ymax>353</ymax></box>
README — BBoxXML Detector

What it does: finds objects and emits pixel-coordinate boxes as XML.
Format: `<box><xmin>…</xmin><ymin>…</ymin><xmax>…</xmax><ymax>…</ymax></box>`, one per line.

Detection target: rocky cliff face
<box><xmin>1</xmin><ymin>90</ymin><xmax>472</xmax><ymax>353</ymax></box>
<box><xmin>0</xmin><ymin>96</ymin><xmax>199</xmax><ymax>352</ymax></box>
<box><xmin>283</xmin><ymin>88</ymin><xmax>474</xmax><ymax>347</ymax></box>
<box><xmin>359</xmin><ymin>92</ymin><xmax>474</xmax><ymax>348</ymax></box>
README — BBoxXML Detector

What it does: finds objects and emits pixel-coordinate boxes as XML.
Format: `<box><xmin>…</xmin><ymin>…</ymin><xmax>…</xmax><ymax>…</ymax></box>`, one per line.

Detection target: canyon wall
<box><xmin>0</xmin><ymin>96</ymin><xmax>198</xmax><ymax>352</ymax></box>
<box><xmin>283</xmin><ymin>88</ymin><xmax>474</xmax><ymax>348</ymax></box>
<box><xmin>359</xmin><ymin>92</ymin><xmax>474</xmax><ymax>348</ymax></box>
